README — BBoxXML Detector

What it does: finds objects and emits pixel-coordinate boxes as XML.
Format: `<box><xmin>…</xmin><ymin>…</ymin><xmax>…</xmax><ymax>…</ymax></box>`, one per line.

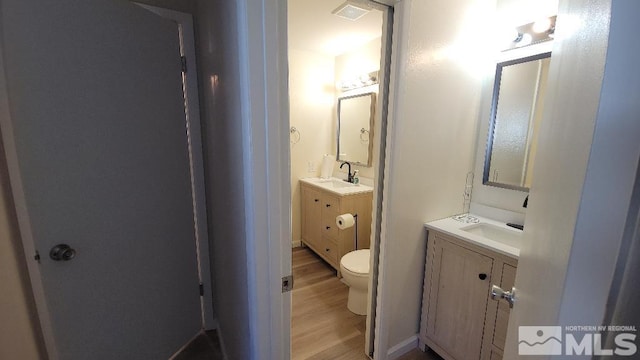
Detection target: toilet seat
<box><xmin>340</xmin><ymin>249</ymin><xmax>370</xmax><ymax>274</ymax></box>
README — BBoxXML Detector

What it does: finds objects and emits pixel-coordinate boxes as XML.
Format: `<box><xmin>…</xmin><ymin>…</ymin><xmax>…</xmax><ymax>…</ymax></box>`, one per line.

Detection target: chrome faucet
<box><xmin>340</xmin><ymin>161</ymin><xmax>354</xmax><ymax>183</ymax></box>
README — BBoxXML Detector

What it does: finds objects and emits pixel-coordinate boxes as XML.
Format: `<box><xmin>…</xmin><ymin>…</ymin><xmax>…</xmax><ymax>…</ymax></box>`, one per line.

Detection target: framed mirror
<box><xmin>337</xmin><ymin>92</ymin><xmax>376</xmax><ymax>166</ymax></box>
<box><xmin>483</xmin><ymin>52</ymin><xmax>551</xmax><ymax>191</ymax></box>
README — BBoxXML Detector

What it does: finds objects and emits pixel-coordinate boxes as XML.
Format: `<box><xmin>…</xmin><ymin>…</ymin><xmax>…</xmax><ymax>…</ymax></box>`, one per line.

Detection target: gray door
<box><xmin>1</xmin><ymin>0</ymin><xmax>202</xmax><ymax>358</ymax></box>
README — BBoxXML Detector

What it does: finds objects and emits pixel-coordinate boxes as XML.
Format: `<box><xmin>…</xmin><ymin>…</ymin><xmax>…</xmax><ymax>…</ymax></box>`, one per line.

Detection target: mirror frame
<box><xmin>336</xmin><ymin>92</ymin><xmax>376</xmax><ymax>167</ymax></box>
<box><xmin>483</xmin><ymin>51</ymin><xmax>551</xmax><ymax>192</ymax></box>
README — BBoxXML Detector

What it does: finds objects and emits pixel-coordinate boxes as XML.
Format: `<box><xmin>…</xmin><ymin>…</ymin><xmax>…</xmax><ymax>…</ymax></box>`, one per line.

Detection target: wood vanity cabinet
<box><xmin>419</xmin><ymin>230</ymin><xmax>518</xmax><ymax>360</ymax></box>
<box><xmin>300</xmin><ymin>181</ymin><xmax>372</xmax><ymax>270</ymax></box>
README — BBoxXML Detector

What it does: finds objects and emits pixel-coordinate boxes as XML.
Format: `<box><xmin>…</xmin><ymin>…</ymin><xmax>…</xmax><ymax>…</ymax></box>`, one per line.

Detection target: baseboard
<box><xmin>205</xmin><ymin>319</ymin><xmax>219</xmax><ymax>331</ymax></box>
<box><xmin>292</xmin><ymin>240</ymin><xmax>302</xmax><ymax>248</ymax></box>
<box><xmin>216</xmin><ymin>326</ymin><xmax>229</xmax><ymax>360</ymax></box>
<box><xmin>387</xmin><ymin>334</ymin><xmax>419</xmax><ymax>360</ymax></box>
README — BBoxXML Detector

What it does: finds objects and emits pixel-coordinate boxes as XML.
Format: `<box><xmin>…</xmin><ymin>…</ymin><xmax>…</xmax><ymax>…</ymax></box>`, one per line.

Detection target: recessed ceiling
<box><xmin>288</xmin><ymin>0</ymin><xmax>384</xmax><ymax>57</ymax></box>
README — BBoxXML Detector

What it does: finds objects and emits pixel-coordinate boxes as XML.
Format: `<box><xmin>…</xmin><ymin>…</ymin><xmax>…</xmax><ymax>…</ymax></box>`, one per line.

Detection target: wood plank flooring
<box><xmin>291</xmin><ymin>246</ymin><xmax>368</xmax><ymax>360</ymax></box>
<box><xmin>291</xmin><ymin>246</ymin><xmax>442</xmax><ymax>360</ymax></box>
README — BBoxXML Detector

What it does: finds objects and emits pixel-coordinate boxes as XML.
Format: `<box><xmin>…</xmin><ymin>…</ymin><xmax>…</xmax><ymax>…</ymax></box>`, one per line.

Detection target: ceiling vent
<box><xmin>332</xmin><ymin>2</ymin><xmax>370</xmax><ymax>21</ymax></box>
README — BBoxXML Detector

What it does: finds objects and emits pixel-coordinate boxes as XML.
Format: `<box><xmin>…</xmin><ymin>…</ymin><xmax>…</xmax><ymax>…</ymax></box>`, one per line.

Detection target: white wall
<box><xmin>289</xmin><ymin>49</ymin><xmax>335</xmax><ymax>245</ymax></box>
<box><xmin>378</xmin><ymin>0</ymin><xmax>494</xmax><ymax>350</ymax></box>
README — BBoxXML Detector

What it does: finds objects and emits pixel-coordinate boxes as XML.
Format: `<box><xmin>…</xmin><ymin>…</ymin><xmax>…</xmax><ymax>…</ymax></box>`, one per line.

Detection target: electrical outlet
<box><xmin>307</xmin><ymin>161</ymin><xmax>316</xmax><ymax>173</ymax></box>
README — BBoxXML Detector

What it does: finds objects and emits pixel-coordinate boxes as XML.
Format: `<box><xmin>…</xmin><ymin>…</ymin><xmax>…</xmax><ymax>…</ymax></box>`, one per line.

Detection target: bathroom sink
<box><xmin>323</xmin><ymin>179</ymin><xmax>355</xmax><ymax>188</ymax></box>
<box><xmin>460</xmin><ymin>223</ymin><xmax>522</xmax><ymax>247</ymax></box>
<box><xmin>300</xmin><ymin>177</ymin><xmax>373</xmax><ymax>195</ymax></box>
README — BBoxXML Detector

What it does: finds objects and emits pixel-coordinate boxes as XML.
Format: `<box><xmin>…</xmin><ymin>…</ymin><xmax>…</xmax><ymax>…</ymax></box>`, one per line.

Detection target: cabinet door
<box><xmin>301</xmin><ymin>185</ymin><xmax>322</xmax><ymax>247</ymax></box>
<box><xmin>427</xmin><ymin>238</ymin><xmax>494</xmax><ymax>360</ymax></box>
<box><xmin>492</xmin><ymin>264</ymin><xmax>517</xmax><ymax>351</ymax></box>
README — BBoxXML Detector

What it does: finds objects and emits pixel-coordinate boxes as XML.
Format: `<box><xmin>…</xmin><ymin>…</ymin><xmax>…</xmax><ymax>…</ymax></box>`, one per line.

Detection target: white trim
<box><xmin>365</xmin><ymin>3</ymin><xmax>394</xmax><ymax>357</ymax></box>
<box><xmin>134</xmin><ymin>3</ymin><xmax>215</xmax><ymax>330</ymax></box>
<box><xmin>386</xmin><ymin>335</ymin><xmax>419</xmax><ymax>360</ymax></box>
<box><xmin>373</xmin><ymin>1</ymin><xmax>407</xmax><ymax>359</ymax></box>
<box><xmin>236</xmin><ymin>0</ymin><xmax>291</xmax><ymax>359</ymax></box>
<box><xmin>214</xmin><ymin>324</ymin><xmax>230</xmax><ymax>360</ymax></box>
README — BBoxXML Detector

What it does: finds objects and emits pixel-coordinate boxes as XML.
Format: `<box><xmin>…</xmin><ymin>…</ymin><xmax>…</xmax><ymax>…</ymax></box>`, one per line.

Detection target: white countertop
<box><xmin>299</xmin><ymin>177</ymin><xmax>374</xmax><ymax>196</ymax></box>
<box><xmin>424</xmin><ymin>214</ymin><xmax>521</xmax><ymax>259</ymax></box>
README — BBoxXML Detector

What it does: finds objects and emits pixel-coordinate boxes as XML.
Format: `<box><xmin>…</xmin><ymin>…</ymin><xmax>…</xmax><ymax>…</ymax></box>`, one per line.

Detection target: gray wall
<box><xmin>194</xmin><ymin>0</ymin><xmax>251</xmax><ymax>358</ymax></box>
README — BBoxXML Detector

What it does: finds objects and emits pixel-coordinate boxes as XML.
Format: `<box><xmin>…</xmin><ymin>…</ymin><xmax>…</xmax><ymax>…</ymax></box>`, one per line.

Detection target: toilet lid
<box><xmin>341</xmin><ymin>249</ymin><xmax>370</xmax><ymax>274</ymax></box>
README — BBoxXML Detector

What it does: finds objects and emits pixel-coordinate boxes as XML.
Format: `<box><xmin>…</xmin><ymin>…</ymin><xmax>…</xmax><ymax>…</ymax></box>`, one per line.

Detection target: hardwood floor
<box><xmin>291</xmin><ymin>246</ymin><xmax>442</xmax><ymax>360</ymax></box>
<box><xmin>291</xmin><ymin>246</ymin><xmax>368</xmax><ymax>360</ymax></box>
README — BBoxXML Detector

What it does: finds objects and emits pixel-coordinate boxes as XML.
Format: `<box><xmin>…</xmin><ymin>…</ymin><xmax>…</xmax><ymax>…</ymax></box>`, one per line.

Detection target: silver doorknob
<box><xmin>50</xmin><ymin>244</ymin><xmax>76</xmax><ymax>261</ymax></box>
<box><xmin>491</xmin><ymin>285</ymin><xmax>516</xmax><ymax>308</ymax></box>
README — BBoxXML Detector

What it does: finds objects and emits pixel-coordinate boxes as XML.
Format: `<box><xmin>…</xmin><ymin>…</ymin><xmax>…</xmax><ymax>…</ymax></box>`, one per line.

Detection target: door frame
<box><xmin>135</xmin><ymin>2</ymin><xmax>215</xmax><ymax>332</ymax></box>
<box><xmin>244</xmin><ymin>0</ymin><xmax>398</xmax><ymax>359</ymax></box>
<box><xmin>361</xmin><ymin>1</ymin><xmax>394</xmax><ymax>357</ymax></box>
<box><xmin>237</xmin><ymin>0</ymin><xmax>292</xmax><ymax>358</ymax></box>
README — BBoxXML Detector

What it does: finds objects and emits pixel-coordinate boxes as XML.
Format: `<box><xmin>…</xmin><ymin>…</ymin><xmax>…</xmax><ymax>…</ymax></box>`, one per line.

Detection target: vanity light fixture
<box><xmin>339</xmin><ymin>71</ymin><xmax>379</xmax><ymax>91</ymax></box>
<box><xmin>505</xmin><ymin>15</ymin><xmax>556</xmax><ymax>51</ymax></box>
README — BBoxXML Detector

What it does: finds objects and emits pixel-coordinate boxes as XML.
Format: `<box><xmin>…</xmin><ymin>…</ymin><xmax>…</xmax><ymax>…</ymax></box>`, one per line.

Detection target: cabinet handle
<box><xmin>326</xmin><ymin>226</ymin><xmax>331</xmax><ymax>230</ymax></box>
<box><xmin>325</xmin><ymin>248</ymin><xmax>330</xmax><ymax>252</ymax></box>
<box><xmin>314</xmin><ymin>199</ymin><xmax>319</xmax><ymax>202</ymax></box>
<box><xmin>326</xmin><ymin>204</ymin><xmax>331</xmax><ymax>207</ymax></box>
<box><xmin>478</xmin><ymin>273</ymin><xmax>487</xmax><ymax>280</ymax></box>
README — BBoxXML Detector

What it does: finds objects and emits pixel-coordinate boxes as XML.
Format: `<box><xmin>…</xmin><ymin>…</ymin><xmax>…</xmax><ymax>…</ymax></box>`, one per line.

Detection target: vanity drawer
<box><xmin>321</xmin><ymin>211</ymin><xmax>340</xmax><ymax>239</ymax></box>
<box><xmin>322</xmin><ymin>194</ymin><xmax>340</xmax><ymax>212</ymax></box>
<box><xmin>321</xmin><ymin>237</ymin><xmax>338</xmax><ymax>264</ymax></box>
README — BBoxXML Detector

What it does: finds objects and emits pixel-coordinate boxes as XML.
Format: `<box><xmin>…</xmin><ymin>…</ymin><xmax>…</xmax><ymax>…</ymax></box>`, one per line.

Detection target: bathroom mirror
<box><xmin>483</xmin><ymin>52</ymin><xmax>551</xmax><ymax>191</ymax></box>
<box><xmin>337</xmin><ymin>92</ymin><xmax>376</xmax><ymax>166</ymax></box>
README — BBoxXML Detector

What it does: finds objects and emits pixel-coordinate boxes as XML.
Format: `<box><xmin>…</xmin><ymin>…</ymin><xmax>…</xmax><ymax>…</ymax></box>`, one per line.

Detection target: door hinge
<box><xmin>199</xmin><ymin>283</ymin><xmax>204</xmax><ymax>296</ymax></box>
<box><xmin>282</xmin><ymin>275</ymin><xmax>293</xmax><ymax>293</ymax></box>
<box><xmin>181</xmin><ymin>56</ymin><xmax>187</xmax><ymax>73</ymax></box>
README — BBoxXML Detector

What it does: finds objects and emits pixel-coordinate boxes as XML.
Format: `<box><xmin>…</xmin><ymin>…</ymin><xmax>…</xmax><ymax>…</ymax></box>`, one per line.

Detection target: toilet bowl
<box><xmin>340</xmin><ymin>249</ymin><xmax>370</xmax><ymax>315</ymax></box>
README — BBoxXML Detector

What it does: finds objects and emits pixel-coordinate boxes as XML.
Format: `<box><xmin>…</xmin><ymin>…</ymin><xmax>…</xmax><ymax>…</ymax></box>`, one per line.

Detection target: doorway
<box><xmin>287</xmin><ymin>0</ymin><xmax>393</xmax><ymax>358</ymax></box>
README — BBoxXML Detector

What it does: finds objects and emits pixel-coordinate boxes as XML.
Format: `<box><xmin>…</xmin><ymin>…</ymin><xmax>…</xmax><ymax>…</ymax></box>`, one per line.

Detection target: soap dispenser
<box><xmin>353</xmin><ymin>170</ymin><xmax>360</xmax><ymax>185</ymax></box>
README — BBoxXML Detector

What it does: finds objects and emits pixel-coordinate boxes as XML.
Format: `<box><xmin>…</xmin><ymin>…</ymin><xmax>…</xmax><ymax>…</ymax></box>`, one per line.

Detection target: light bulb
<box><xmin>532</xmin><ymin>18</ymin><xmax>552</xmax><ymax>33</ymax></box>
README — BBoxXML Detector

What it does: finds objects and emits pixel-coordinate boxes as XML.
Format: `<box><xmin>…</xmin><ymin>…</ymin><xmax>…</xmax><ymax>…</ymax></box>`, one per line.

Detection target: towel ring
<box><xmin>360</xmin><ymin>128</ymin><xmax>369</xmax><ymax>143</ymax></box>
<box><xmin>290</xmin><ymin>126</ymin><xmax>301</xmax><ymax>144</ymax></box>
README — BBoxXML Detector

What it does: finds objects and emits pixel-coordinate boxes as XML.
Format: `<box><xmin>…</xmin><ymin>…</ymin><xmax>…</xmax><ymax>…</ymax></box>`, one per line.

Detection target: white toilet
<box><xmin>340</xmin><ymin>249</ymin><xmax>370</xmax><ymax>315</ymax></box>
